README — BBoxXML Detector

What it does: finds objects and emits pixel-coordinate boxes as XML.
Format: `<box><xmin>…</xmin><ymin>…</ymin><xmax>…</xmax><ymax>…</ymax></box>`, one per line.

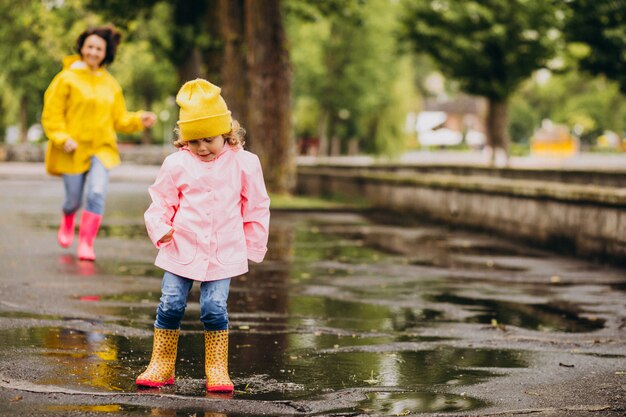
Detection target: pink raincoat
<box><xmin>144</xmin><ymin>145</ymin><xmax>270</xmax><ymax>281</ymax></box>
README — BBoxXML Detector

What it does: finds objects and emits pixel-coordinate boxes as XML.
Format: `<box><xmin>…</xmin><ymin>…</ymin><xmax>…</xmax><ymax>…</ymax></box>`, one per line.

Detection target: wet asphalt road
<box><xmin>0</xmin><ymin>164</ymin><xmax>624</xmax><ymax>416</ymax></box>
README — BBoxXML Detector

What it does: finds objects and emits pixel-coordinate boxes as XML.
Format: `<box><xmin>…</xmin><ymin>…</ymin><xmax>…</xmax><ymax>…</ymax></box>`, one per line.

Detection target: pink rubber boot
<box><xmin>77</xmin><ymin>211</ymin><xmax>102</xmax><ymax>261</ymax></box>
<box><xmin>57</xmin><ymin>212</ymin><xmax>75</xmax><ymax>248</ymax></box>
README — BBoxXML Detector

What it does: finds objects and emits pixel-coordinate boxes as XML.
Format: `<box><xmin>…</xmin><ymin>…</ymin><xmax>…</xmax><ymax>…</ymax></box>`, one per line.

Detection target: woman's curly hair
<box><xmin>76</xmin><ymin>24</ymin><xmax>122</xmax><ymax>66</ymax></box>
<box><xmin>173</xmin><ymin>120</ymin><xmax>246</xmax><ymax>149</ymax></box>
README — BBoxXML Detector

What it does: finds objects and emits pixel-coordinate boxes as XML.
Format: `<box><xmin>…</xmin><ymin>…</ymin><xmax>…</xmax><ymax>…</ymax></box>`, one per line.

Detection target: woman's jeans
<box><xmin>62</xmin><ymin>156</ymin><xmax>109</xmax><ymax>215</ymax></box>
<box><xmin>155</xmin><ymin>271</ymin><xmax>231</xmax><ymax>331</ymax></box>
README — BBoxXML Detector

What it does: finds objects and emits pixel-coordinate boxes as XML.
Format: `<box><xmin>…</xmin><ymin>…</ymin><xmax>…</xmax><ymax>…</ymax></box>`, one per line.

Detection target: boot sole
<box><xmin>206</xmin><ymin>384</ymin><xmax>234</xmax><ymax>392</ymax></box>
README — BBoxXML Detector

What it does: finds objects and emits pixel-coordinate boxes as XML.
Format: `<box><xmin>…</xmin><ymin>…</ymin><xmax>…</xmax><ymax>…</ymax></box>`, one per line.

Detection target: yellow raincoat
<box><xmin>42</xmin><ymin>55</ymin><xmax>144</xmax><ymax>176</ymax></box>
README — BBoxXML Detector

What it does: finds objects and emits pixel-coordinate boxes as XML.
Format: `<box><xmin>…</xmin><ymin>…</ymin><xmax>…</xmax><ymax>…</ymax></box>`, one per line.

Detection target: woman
<box><xmin>42</xmin><ymin>25</ymin><xmax>156</xmax><ymax>261</ymax></box>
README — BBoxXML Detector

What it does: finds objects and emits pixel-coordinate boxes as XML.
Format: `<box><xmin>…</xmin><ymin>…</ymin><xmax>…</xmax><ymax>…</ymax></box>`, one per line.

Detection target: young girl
<box><xmin>136</xmin><ymin>79</ymin><xmax>270</xmax><ymax>392</ymax></box>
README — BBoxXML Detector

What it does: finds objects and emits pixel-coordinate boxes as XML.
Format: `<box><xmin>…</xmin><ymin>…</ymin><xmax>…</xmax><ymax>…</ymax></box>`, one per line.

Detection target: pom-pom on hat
<box><xmin>176</xmin><ymin>78</ymin><xmax>232</xmax><ymax>141</ymax></box>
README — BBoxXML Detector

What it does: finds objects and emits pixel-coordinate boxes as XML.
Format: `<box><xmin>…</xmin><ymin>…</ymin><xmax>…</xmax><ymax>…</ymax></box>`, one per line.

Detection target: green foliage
<box><xmin>516</xmin><ymin>71</ymin><xmax>626</xmax><ymax>144</ymax></box>
<box><xmin>508</xmin><ymin>95</ymin><xmax>540</xmax><ymax>143</ymax></box>
<box><xmin>84</xmin><ymin>0</ymin><xmax>159</xmax><ymax>28</ymax></box>
<box><xmin>399</xmin><ymin>0</ymin><xmax>562</xmax><ymax>100</ymax></box>
<box><xmin>0</xmin><ymin>0</ymin><xmax>74</xmax><ymax>130</ymax></box>
<box><xmin>563</xmin><ymin>0</ymin><xmax>626</xmax><ymax>93</ymax></box>
<box><xmin>288</xmin><ymin>0</ymin><xmax>416</xmax><ymax>156</ymax></box>
<box><xmin>110</xmin><ymin>3</ymin><xmax>178</xmax><ymax>109</ymax></box>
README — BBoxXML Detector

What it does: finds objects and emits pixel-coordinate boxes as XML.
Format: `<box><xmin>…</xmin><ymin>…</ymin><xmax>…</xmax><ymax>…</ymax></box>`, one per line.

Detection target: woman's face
<box><xmin>186</xmin><ymin>136</ymin><xmax>226</xmax><ymax>162</ymax></box>
<box><xmin>80</xmin><ymin>34</ymin><xmax>107</xmax><ymax>70</ymax></box>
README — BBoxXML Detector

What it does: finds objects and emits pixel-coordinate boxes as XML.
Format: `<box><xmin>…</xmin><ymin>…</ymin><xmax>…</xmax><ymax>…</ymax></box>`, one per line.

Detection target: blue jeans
<box><xmin>155</xmin><ymin>271</ymin><xmax>231</xmax><ymax>331</ymax></box>
<box><xmin>62</xmin><ymin>156</ymin><xmax>109</xmax><ymax>215</ymax></box>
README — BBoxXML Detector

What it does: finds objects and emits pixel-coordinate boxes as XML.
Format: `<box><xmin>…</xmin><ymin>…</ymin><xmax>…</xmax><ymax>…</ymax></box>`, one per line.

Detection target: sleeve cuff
<box><xmin>247</xmin><ymin>247</ymin><xmax>267</xmax><ymax>263</ymax></box>
<box><xmin>152</xmin><ymin>225</ymin><xmax>173</xmax><ymax>248</ymax></box>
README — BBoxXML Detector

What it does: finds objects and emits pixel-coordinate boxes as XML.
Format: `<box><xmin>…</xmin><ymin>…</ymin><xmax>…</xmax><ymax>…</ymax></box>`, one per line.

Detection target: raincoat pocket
<box><xmin>216</xmin><ymin>228</ymin><xmax>246</xmax><ymax>265</ymax></box>
<box><xmin>162</xmin><ymin>226</ymin><xmax>197</xmax><ymax>265</ymax></box>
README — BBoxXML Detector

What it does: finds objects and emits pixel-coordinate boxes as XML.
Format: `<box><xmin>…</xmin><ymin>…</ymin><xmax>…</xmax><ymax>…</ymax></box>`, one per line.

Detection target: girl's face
<box><xmin>187</xmin><ymin>135</ymin><xmax>226</xmax><ymax>161</ymax></box>
<box><xmin>80</xmin><ymin>34</ymin><xmax>107</xmax><ymax>70</ymax></box>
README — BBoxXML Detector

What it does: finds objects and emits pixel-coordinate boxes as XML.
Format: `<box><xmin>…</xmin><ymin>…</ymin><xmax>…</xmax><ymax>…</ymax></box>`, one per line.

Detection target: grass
<box><xmin>269</xmin><ymin>193</ymin><xmax>369</xmax><ymax>210</ymax></box>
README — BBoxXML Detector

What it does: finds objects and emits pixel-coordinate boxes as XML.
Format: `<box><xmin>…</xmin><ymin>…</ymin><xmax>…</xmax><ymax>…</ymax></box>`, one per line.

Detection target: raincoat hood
<box><xmin>63</xmin><ymin>55</ymin><xmax>82</xmax><ymax>69</ymax></box>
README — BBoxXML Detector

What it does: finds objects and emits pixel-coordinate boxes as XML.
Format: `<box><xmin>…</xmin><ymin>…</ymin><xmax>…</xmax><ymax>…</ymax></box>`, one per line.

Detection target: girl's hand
<box><xmin>158</xmin><ymin>228</ymin><xmax>174</xmax><ymax>244</ymax></box>
<box><xmin>63</xmin><ymin>138</ymin><xmax>78</xmax><ymax>153</ymax></box>
<box><xmin>141</xmin><ymin>112</ymin><xmax>157</xmax><ymax>128</ymax></box>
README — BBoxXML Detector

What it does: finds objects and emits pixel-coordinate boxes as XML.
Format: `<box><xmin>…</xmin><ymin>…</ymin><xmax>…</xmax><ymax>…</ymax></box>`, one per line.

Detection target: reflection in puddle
<box><xmin>412</xmin><ymin>257</ymin><xmax>527</xmax><ymax>272</ymax></box>
<box><xmin>47</xmin><ymin>404</ymin><xmax>150</xmax><ymax>413</ymax></box>
<box><xmin>0</xmin><ymin>325</ymin><xmax>526</xmax><ymax>408</ymax></box>
<box><xmin>97</xmin><ymin>260</ymin><xmax>163</xmax><ymax>278</ymax></box>
<box><xmin>356</xmin><ymin>391</ymin><xmax>486</xmax><ymax>414</ymax></box>
<box><xmin>428</xmin><ymin>293</ymin><xmax>605</xmax><ymax>332</ymax></box>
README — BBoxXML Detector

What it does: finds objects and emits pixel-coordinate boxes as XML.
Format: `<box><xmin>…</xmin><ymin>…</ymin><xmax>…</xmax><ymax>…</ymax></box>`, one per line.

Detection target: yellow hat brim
<box><xmin>177</xmin><ymin>112</ymin><xmax>232</xmax><ymax>141</ymax></box>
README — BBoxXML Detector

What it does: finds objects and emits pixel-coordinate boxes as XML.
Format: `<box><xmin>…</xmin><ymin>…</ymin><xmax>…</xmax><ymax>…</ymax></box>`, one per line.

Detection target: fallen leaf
<box><xmin>9</xmin><ymin>396</ymin><xmax>22</xmax><ymax>402</ymax></box>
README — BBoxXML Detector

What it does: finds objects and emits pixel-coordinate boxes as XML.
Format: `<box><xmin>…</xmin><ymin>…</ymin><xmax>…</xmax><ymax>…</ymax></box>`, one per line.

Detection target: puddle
<box><xmin>47</xmin><ymin>404</ymin><xmax>151</xmax><ymax>413</ymax></box>
<box><xmin>96</xmin><ymin>260</ymin><xmax>164</xmax><ymax>278</ymax></box>
<box><xmin>411</xmin><ymin>257</ymin><xmax>527</xmax><ymax>272</ymax></box>
<box><xmin>0</xmin><ymin>326</ymin><xmax>526</xmax><ymax>405</ymax></box>
<box><xmin>428</xmin><ymin>293</ymin><xmax>605</xmax><ymax>332</ymax></box>
<box><xmin>6</xmin><ymin>206</ymin><xmax>623</xmax><ymax>414</ymax></box>
<box><xmin>293</xmin><ymin>227</ymin><xmax>391</xmax><ymax>265</ymax></box>
<box><xmin>83</xmin><ymin>289</ymin><xmax>445</xmax><ymax>336</ymax></box>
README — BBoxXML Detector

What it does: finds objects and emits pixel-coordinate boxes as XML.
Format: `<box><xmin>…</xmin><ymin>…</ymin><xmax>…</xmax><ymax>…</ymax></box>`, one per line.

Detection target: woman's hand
<box><xmin>63</xmin><ymin>138</ymin><xmax>78</xmax><ymax>153</ymax></box>
<box><xmin>141</xmin><ymin>111</ymin><xmax>157</xmax><ymax>128</ymax></box>
<box><xmin>158</xmin><ymin>228</ymin><xmax>174</xmax><ymax>245</ymax></box>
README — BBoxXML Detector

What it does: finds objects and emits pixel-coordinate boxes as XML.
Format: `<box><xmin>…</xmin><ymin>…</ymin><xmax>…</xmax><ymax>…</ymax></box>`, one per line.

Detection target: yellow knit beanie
<box><xmin>176</xmin><ymin>79</ymin><xmax>232</xmax><ymax>141</ymax></box>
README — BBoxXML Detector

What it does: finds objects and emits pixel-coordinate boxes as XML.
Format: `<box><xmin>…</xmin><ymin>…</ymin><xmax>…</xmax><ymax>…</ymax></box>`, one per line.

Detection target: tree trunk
<box><xmin>245</xmin><ymin>0</ymin><xmax>294</xmax><ymax>194</ymax></box>
<box><xmin>486</xmin><ymin>98</ymin><xmax>509</xmax><ymax>165</ymax></box>
<box><xmin>204</xmin><ymin>0</ymin><xmax>223</xmax><ymax>84</ymax></box>
<box><xmin>19</xmin><ymin>95</ymin><xmax>28</xmax><ymax>143</ymax></box>
<box><xmin>219</xmin><ymin>0</ymin><xmax>248</xmax><ymax>128</ymax></box>
<box><xmin>172</xmin><ymin>1</ymin><xmax>211</xmax><ymax>84</ymax></box>
<box><xmin>317</xmin><ymin>110</ymin><xmax>330</xmax><ymax>157</ymax></box>
<box><xmin>141</xmin><ymin>97</ymin><xmax>153</xmax><ymax>145</ymax></box>
<box><xmin>178</xmin><ymin>47</ymin><xmax>204</xmax><ymax>84</ymax></box>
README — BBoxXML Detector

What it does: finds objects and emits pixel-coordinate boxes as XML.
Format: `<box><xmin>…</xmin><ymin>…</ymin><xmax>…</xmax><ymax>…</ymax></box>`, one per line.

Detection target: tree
<box><xmin>85</xmin><ymin>0</ymin><xmax>219</xmax><ymax>84</ymax></box>
<box><xmin>218</xmin><ymin>0</ymin><xmax>248</xmax><ymax>127</ymax></box>
<box><xmin>244</xmin><ymin>0</ymin><xmax>294</xmax><ymax>194</ymax></box>
<box><xmin>287</xmin><ymin>0</ymin><xmax>413</xmax><ymax>156</ymax></box>
<box><xmin>564</xmin><ymin>0</ymin><xmax>626</xmax><ymax>94</ymax></box>
<box><xmin>514</xmin><ymin>70</ymin><xmax>626</xmax><ymax>144</ymax></box>
<box><xmin>400</xmin><ymin>0</ymin><xmax>561</xmax><ymax>162</ymax></box>
<box><xmin>0</xmin><ymin>0</ymin><xmax>65</xmax><ymax>142</ymax></box>
<box><xmin>111</xmin><ymin>3</ymin><xmax>178</xmax><ymax>143</ymax></box>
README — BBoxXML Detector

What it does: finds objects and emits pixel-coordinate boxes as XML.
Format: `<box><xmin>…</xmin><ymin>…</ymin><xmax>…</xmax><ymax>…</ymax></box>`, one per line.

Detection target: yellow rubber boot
<box><xmin>205</xmin><ymin>330</ymin><xmax>234</xmax><ymax>392</ymax></box>
<box><xmin>136</xmin><ymin>328</ymin><xmax>179</xmax><ymax>387</ymax></box>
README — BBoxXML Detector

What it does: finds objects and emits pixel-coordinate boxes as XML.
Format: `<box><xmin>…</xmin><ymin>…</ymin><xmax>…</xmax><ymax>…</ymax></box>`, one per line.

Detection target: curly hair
<box><xmin>76</xmin><ymin>24</ymin><xmax>122</xmax><ymax>66</ymax></box>
<box><xmin>173</xmin><ymin>120</ymin><xmax>246</xmax><ymax>149</ymax></box>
